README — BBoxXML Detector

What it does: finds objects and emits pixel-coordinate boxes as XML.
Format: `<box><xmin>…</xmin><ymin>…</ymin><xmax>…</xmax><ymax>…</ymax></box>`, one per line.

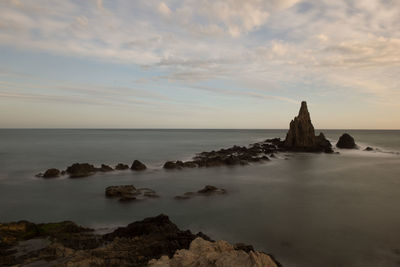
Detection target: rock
<box><xmin>183</xmin><ymin>161</ymin><xmax>197</xmax><ymax>168</ymax></box>
<box><xmin>265</xmin><ymin>138</ymin><xmax>284</xmax><ymax>148</ymax></box>
<box><xmin>163</xmin><ymin>161</ymin><xmax>184</xmax><ymax>169</ymax></box>
<box><xmin>364</xmin><ymin>146</ymin><xmax>374</xmax><ymax>151</ymax></box>
<box><xmin>315</xmin><ymin>132</ymin><xmax>334</xmax><ymax>153</ymax></box>
<box><xmin>105</xmin><ymin>185</ymin><xmax>136</xmax><ymax>198</ymax></box>
<box><xmin>66</xmin><ymin>163</ymin><xmax>96</xmax><ymax>178</ymax></box>
<box><xmin>131</xmin><ymin>160</ymin><xmax>147</xmax><ymax>171</ymax></box>
<box><xmin>197</xmin><ymin>185</ymin><xmax>226</xmax><ymax>195</ymax></box>
<box><xmin>284</xmin><ymin>101</ymin><xmax>332</xmax><ymax>153</ymax></box>
<box><xmin>0</xmin><ymin>220</ymin><xmax>94</xmax><ymax>252</ymax></box>
<box><xmin>1</xmin><ymin>215</ymin><xmax>280</xmax><ymax>267</ymax></box>
<box><xmin>42</xmin><ymin>168</ymin><xmax>61</xmax><ymax>178</ymax></box>
<box><xmin>336</xmin><ymin>133</ymin><xmax>357</xmax><ymax>149</ymax></box>
<box><xmin>174</xmin><ymin>192</ymin><xmax>196</xmax><ymax>200</ymax></box>
<box><xmin>234</xmin><ymin>243</ymin><xmax>254</xmax><ymax>253</ymax></box>
<box><xmin>115</xmin><ymin>163</ymin><xmax>129</xmax><ymax>170</ymax></box>
<box><xmin>98</xmin><ymin>164</ymin><xmax>114</xmax><ymax>172</ymax></box>
<box><xmin>105</xmin><ymin>185</ymin><xmax>158</xmax><ymax>202</ymax></box>
<box><xmin>148</xmin><ymin>237</ymin><xmax>280</xmax><ymax>267</ymax></box>
<box><xmin>175</xmin><ymin>186</ymin><xmax>226</xmax><ymax>200</ymax></box>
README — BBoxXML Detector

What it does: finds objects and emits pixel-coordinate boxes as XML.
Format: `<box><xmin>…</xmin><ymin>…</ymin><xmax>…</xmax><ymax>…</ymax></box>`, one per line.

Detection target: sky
<box><xmin>0</xmin><ymin>0</ymin><xmax>399</xmax><ymax>129</ymax></box>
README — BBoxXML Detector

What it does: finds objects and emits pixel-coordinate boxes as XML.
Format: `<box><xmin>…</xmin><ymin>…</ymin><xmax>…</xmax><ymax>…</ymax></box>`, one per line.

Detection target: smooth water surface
<box><xmin>0</xmin><ymin>129</ymin><xmax>400</xmax><ymax>267</ymax></box>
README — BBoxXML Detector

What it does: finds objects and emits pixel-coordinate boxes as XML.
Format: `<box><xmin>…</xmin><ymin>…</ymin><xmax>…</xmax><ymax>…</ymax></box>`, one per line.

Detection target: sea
<box><xmin>0</xmin><ymin>129</ymin><xmax>400</xmax><ymax>267</ymax></box>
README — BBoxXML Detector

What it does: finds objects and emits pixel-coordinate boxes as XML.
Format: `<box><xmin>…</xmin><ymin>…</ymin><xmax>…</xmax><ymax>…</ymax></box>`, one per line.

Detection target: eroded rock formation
<box><xmin>148</xmin><ymin>237</ymin><xmax>279</xmax><ymax>267</ymax></box>
<box><xmin>284</xmin><ymin>101</ymin><xmax>333</xmax><ymax>153</ymax></box>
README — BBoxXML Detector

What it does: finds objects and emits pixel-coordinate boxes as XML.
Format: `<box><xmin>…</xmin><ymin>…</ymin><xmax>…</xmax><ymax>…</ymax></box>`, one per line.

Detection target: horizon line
<box><xmin>1</xmin><ymin>128</ymin><xmax>400</xmax><ymax>131</ymax></box>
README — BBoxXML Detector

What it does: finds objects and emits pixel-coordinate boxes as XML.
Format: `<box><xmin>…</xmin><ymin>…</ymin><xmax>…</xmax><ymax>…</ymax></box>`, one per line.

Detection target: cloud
<box><xmin>0</xmin><ymin>0</ymin><xmax>399</xmax><ymax>119</ymax></box>
<box><xmin>158</xmin><ymin>2</ymin><xmax>171</xmax><ymax>17</ymax></box>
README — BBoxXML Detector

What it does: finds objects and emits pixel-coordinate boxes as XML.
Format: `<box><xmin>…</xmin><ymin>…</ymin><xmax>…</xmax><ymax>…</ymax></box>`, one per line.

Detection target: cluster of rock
<box><xmin>174</xmin><ymin>185</ymin><xmax>227</xmax><ymax>200</ymax></box>
<box><xmin>104</xmin><ymin>185</ymin><xmax>227</xmax><ymax>202</ymax></box>
<box><xmin>36</xmin><ymin>160</ymin><xmax>147</xmax><ymax>179</ymax></box>
<box><xmin>149</xmin><ymin>237</ymin><xmax>280</xmax><ymax>267</ymax></box>
<box><xmin>0</xmin><ymin>215</ymin><xmax>280</xmax><ymax>267</ymax></box>
<box><xmin>105</xmin><ymin>185</ymin><xmax>159</xmax><ymax>202</ymax></box>
<box><xmin>163</xmin><ymin>142</ymin><xmax>280</xmax><ymax>170</ymax></box>
<box><xmin>36</xmin><ymin>101</ymin><xmax>365</xmax><ymax>178</ymax></box>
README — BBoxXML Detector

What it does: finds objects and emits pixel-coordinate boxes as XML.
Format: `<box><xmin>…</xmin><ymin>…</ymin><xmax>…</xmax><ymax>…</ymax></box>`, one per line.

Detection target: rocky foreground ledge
<box><xmin>0</xmin><ymin>215</ymin><xmax>281</xmax><ymax>267</ymax></box>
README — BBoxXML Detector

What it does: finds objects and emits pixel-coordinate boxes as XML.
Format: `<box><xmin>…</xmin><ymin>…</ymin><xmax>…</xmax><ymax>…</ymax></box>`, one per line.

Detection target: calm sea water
<box><xmin>1</xmin><ymin>129</ymin><xmax>400</xmax><ymax>267</ymax></box>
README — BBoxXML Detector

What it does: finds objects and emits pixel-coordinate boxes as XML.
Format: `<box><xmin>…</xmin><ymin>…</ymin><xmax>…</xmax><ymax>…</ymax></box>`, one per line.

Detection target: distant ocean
<box><xmin>1</xmin><ymin>129</ymin><xmax>400</xmax><ymax>267</ymax></box>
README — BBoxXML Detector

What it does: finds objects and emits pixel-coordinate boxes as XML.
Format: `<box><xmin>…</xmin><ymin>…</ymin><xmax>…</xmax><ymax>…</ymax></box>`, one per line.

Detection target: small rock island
<box><xmin>284</xmin><ymin>101</ymin><xmax>333</xmax><ymax>153</ymax></box>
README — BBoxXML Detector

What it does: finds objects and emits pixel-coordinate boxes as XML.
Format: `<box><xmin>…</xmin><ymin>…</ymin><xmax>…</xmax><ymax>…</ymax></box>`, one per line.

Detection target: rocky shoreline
<box><xmin>0</xmin><ymin>215</ymin><xmax>281</xmax><ymax>267</ymax></box>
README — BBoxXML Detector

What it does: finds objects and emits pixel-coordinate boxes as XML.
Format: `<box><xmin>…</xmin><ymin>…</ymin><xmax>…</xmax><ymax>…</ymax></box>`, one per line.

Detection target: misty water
<box><xmin>1</xmin><ymin>129</ymin><xmax>400</xmax><ymax>267</ymax></box>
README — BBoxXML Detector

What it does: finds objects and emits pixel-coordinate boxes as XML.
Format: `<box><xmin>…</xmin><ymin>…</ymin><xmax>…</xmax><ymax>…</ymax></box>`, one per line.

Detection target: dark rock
<box><xmin>105</xmin><ymin>185</ymin><xmax>136</xmax><ymax>198</ymax></box>
<box><xmin>315</xmin><ymin>133</ymin><xmax>334</xmax><ymax>153</ymax></box>
<box><xmin>234</xmin><ymin>243</ymin><xmax>254</xmax><ymax>253</ymax></box>
<box><xmin>265</xmin><ymin>138</ymin><xmax>284</xmax><ymax>148</ymax></box>
<box><xmin>163</xmin><ymin>161</ymin><xmax>184</xmax><ymax>169</ymax></box>
<box><xmin>131</xmin><ymin>160</ymin><xmax>147</xmax><ymax>171</ymax></box>
<box><xmin>105</xmin><ymin>185</ymin><xmax>158</xmax><ymax>202</ymax></box>
<box><xmin>66</xmin><ymin>163</ymin><xmax>96</xmax><ymax>178</ymax></box>
<box><xmin>364</xmin><ymin>146</ymin><xmax>374</xmax><ymax>151</ymax></box>
<box><xmin>98</xmin><ymin>164</ymin><xmax>114</xmax><ymax>172</ymax></box>
<box><xmin>336</xmin><ymin>133</ymin><xmax>357</xmax><ymax>149</ymax></box>
<box><xmin>174</xmin><ymin>192</ymin><xmax>195</xmax><ymax>200</ymax></box>
<box><xmin>42</xmin><ymin>168</ymin><xmax>61</xmax><ymax>178</ymax></box>
<box><xmin>197</xmin><ymin>185</ymin><xmax>226</xmax><ymax>195</ymax></box>
<box><xmin>115</xmin><ymin>163</ymin><xmax>129</xmax><ymax>170</ymax></box>
<box><xmin>183</xmin><ymin>161</ymin><xmax>197</xmax><ymax>168</ymax></box>
<box><xmin>0</xmin><ymin>215</ymin><xmax>281</xmax><ymax>267</ymax></box>
<box><xmin>284</xmin><ymin>101</ymin><xmax>332</xmax><ymax>153</ymax></box>
<box><xmin>223</xmin><ymin>155</ymin><xmax>241</xmax><ymax>165</ymax></box>
<box><xmin>175</xmin><ymin>185</ymin><xmax>226</xmax><ymax>200</ymax></box>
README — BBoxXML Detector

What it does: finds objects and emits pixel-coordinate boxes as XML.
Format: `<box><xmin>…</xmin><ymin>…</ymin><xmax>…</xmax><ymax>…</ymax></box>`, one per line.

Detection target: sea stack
<box><xmin>284</xmin><ymin>101</ymin><xmax>333</xmax><ymax>153</ymax></box>
<box><xmin>336</xmin><ymin>133</ymin><xmax>357</xmax><ymax>149</ymax></box>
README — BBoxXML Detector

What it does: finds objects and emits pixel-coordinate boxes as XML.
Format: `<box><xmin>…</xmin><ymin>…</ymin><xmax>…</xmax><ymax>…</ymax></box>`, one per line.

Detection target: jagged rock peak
<box><xmin>284</xmin><ymin>101</ymin><xmax>316</xmax><ymax>149</ymax></box>
<box><xmin>284</xmin><ymin>101</ymin><xmax>333</xmax><ymax>153</ymax></box>
<box><xmin>298</xmin><ymin>101</ymin><xmax>311</xmax><ymax>120</ymax></box>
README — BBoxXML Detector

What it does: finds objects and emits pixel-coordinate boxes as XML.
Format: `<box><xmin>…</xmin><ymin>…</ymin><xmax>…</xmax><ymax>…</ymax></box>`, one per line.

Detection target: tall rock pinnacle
<box><xmin>284</xmin><ymin>101</ymin><xmax>333</xmax><ymax>153</ymax></box>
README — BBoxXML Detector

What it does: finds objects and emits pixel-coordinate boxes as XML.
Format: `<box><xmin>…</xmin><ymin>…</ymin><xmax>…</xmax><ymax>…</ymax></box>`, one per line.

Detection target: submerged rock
<box><xmin>105</xmin><ymin>185</ymin><xmax>158</xmax><ymax>202</ymax></box>
<box><xmin>148</xmin><ymin>237</ymin><xmax>279</xmax><ymax>267</ymax></box>
<box><xmin>66</xmin><ymin>163</ymin><xmax>96</xmax><ymax>178</ymax></box>
<box><xmin>336</xmin><ymin>133</ymin><xmax>357</xmax><ymax>149</ymax></box>
<box><xmin>42</xmin><ymin>168</ymin><xmax>61</xmax><ymax>178</ymax></box>
<box><xmin>131</xmin><ymin>160</ymin><xmax>147</xmax><ymax>171</ymax></box>
<box><xmin>197</xmin><ymin>185</ymin><xmax>227</xmax><ymax>195</ymax></box>
<box><xmin>115</xmin><ymin>163</ymin><xmax>129</xmax><ymax>170</ymax></box>
<box><xmin>175</xmin><ymin>185</ymin><xmax>227</xmax><ymax>200</ymax></box>
<box><xmin>364</xmin><ymin>146</ymin><xmax>374</xmax><ymax>151</ymax></box>
<box><xmin>284</xmin><ymin>101</ymin><xmax>332</xmax><ymax>153</ymax></box>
